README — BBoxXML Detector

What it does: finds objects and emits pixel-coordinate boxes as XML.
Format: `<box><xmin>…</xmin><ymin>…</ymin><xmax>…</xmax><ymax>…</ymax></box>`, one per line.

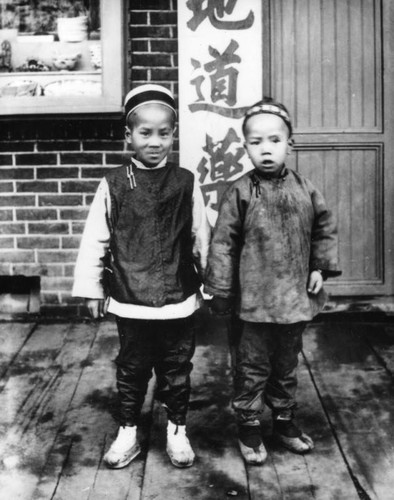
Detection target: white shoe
<box><xmin>166</xmin><ymin>421</ymin><xmax>195</xmax><ymax>468</ymax></box>
<box><xmin>103</xmin><ymin>426</ymin><xmax>141</xmax><ymax>469</ymax></box>
<box><xmin>238</xmin><ymin>440</ymin><xmax>267</xmax><ymax>465</ymax></box>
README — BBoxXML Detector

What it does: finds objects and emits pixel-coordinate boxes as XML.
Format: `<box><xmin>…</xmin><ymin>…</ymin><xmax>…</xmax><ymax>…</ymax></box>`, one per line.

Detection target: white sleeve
<box><xmin>72</xmin><ymin>178</ymin><xmax>111</xmax><ymax>299</ymax></box>
<box><xmin>192</xmin><ymin>177</ymin><xmax>211</xmax><ymax>276</ymax></box>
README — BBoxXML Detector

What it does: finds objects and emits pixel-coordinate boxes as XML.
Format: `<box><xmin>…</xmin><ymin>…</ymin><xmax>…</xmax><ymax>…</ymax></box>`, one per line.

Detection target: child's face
<box><xmin>125</xmin><ymin>104</ymin><xmax>175</xmax><ymax>168</ymax></box>
<box><xmin>243</xmin><ymin>113</ymin><xmax>292</xmax><ymax>177</ymax></box>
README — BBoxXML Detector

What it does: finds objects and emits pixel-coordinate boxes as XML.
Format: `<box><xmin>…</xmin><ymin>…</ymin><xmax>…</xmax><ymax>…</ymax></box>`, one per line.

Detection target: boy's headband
<box><xmin>124</xmin><ymin>84</ymin><xmax>176</xmax><ymax>120</ymax></box>
<box><xmin>245</xmin><ymin>103</ymin><xmax>292</xmax><ymax>135</ymax></box>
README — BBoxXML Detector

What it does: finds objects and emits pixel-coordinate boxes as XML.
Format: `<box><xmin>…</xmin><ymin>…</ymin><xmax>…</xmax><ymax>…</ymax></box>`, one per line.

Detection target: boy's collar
<box><xmin>253</xmin><ymin>166</ymin><xmax>288</xmax><ymax>180</ymax></box>
<box><xmin>132</xmin><ymin>157</ymin><xmax>168</xmax><ymax>170</ymax></box>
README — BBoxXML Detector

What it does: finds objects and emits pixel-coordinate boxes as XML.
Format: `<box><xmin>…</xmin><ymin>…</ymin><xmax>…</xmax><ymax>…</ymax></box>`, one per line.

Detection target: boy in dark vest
<box><xmin>73</xmin><ymin>84</ymin><xmax>210</xmax><ymax>469</ymax></box>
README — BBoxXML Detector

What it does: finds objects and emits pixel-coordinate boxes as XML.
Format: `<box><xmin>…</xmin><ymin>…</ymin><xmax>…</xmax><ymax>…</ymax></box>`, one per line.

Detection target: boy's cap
<box><xmin>124</xmin><ymin>84</ymin><xmax>176</xmax><ymax>120</ymax></box>
<box><xmin>244</xmin><ymin>101</ymin><xmax>292</xmax><ymax>136</ymax></box>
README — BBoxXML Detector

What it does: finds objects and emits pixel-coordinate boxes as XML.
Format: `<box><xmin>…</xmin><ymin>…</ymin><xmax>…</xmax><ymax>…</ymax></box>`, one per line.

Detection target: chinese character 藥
<box><xmin>197</xmin><ymin>127</ymin><xmax>246</xmax><ymax>211</ymax></box>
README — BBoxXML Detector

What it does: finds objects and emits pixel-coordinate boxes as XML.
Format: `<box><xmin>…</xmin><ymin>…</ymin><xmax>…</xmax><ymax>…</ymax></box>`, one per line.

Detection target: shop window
<box><xmin>0</xmin><ymin>0</ymin><xmax>125</xmax><ymax>116</ymax></box>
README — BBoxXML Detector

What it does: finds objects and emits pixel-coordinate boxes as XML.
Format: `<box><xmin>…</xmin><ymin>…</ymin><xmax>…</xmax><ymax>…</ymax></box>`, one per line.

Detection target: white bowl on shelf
<box><xmin>44</xmin><ymin>79</ymin><xmax>101</xmax><ymax>96</ymax></box>
<box><xmin>1</xmin><ymin>80</ymin><xmax>40</xmax><ymax>97</ymax></box>
<box><xmin>57</xmin><ymin>16</ymin><xmax>88</xmax><ymax>43</ymax></box>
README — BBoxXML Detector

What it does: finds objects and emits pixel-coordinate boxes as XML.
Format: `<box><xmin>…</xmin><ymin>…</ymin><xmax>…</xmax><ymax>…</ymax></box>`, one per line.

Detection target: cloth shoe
<box><xmin>166</xmin><ymin>421</ymin><xmax>195</xmax><ymax>468</ymax></box>
<box><xmin>238</xmin><ymin>420</ymin><xmax>267</xmax><ymax>465</ymax></box>
<box><xmin>103</xmin><ymin>425</ymin><xmax>141</xmax><ymax>469</ymax></box>
<box><xmin>273</xmin><ymin>418</ymin><xmax>314</xmax><ymax>454</ymax></box>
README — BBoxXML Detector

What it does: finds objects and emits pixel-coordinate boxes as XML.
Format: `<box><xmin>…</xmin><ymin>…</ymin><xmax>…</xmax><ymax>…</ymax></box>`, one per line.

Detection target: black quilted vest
<box><xmin>104</xmin><ymin>162</ymin><xmax>200</xmax><ymax>306</ymax></box>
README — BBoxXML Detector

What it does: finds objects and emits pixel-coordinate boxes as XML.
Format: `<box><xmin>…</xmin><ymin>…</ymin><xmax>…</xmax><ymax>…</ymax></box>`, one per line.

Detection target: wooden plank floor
<box><xmin>0</xmin><ymin>311</ymin><xmax>393</xmax><ymax>499</ymax></box>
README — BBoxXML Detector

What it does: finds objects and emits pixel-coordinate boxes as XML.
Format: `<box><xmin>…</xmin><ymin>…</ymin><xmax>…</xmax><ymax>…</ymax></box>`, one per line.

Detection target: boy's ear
<box><xmin>287</xmin><ymin>138</ymin><xmax>294</xmax><ymax>153</ymax></box>
<box><xmin>125</xmin><ymin>126</ymin><xmax>132</xmax><ymax>144</ymax></box>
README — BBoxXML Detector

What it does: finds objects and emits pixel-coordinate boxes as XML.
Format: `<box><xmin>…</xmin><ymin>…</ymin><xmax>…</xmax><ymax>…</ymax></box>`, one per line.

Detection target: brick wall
<box><xmin>0</xmin><ymin>0</ymin><xmax>179</xmax><ymax>316</ymax></box>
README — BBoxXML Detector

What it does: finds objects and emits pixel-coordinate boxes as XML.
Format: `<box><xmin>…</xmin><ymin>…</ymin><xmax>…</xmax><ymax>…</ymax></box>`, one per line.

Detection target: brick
<box><xmin>0</xmin><ymin>155</ymin><xmax>12</xmax><ymax>166</ymax></box>
<box><xmin>40</xmin><ymin>304</ymin><xmax>80</xmax><ymax>317</ymax></box>
<box><xmin>82</xmin><ymin>140</ymin><xmax>124</xmax><ymax>151</ymax></box>
<box><xmin>28</xmin><ymin>222</ymin><xmax>69</xmax><ymax>234</ymax></box>
<box><xmin>39</xmin><ymin>195</ymin><xmax>82</xmax><ymax>206</ymax></box>
<box><xmin>61</xmin><ymin>180</ymin><xmax>99</xmax><ymax>193</ymax></box>
<box><xmin>131</xmin><ymin>40</ymin><xmax>148</xmax><ymax>51</ymax></box>
<box><xmin>16</xmin><ymin>208</ymin><xmax>57</xmax><ymax>221</ymax></box>
<box><xmin>0</xmin><ymin>196</ymin><xmax>35</xmax><ymax>207</ymax></box>
<box><xmin>12</xmin><ymin>264</ymin><xmax>62</xmax><ymax>277</ymax></box>
<box><xmin>169</xmin><ymin>151</ymin><xmax>179</xmax><ymax>164</ymax></box>
<box><xmin>106</xmin><ymin>153</ymin><xmax>129</xmax><ymax>165</ymax></box>
<box><xmin>0</xmin><ymin>237</ymin><xmax>14</xmax><ymax>249</ymax></box>
<box><xmin>16</xmin><ymin>181</ymin><xmax>58</xmax><ymax>193</ymax></box>
<box><xmin>151</xmin><ymin>40</ymin><xmax>177</xmax><ymax>52</ymax></box>
<box><xmin>131</xmin><ymin>68</ymin><xmax>149</xmax><ymax>81</ymax></box>
<box><xmin>150</xmin><ymin>11</ymin><xmax>177</xmax><ymax>24</ymax></box>
<box><xmin>62</xmin><ymin>236</ymin><xmax>81</xmax><ymax>249</ymax></box>
<box><xmin>0</xmin><ymin>223</ymin><xmax>25</xmax><ymax>235</ymax></box>
<box><xmin>0</xmin><ymin>263</ymin><xmax>12</xmax><ymax>274</ymax></box>
<box><xmin>85</xmin><ymin>195</ymin><xmax>95</xmax><ymax>205</ymax></box>
<box><xmin>37</xmin><ymin>141</ymin><xmax>81</xmax><ymax>151</ymax></box>
<box><xmin>60</xmin><ymin>153</ymin><xmax>103</xmax><ymax>165</ymax></box>
<box><xmin>37</xmin><ymin>167</ymin><xmax>79</xmax><ymax>179</ymax></box>
<box><xmin>151</xmin><ymin>68</ymin><xmax>178</xmax><ymax>81</ymax></box>
<box><xmin>17</xmin><ymin>237</ymin><xmax>60</xmax><ymax>249</ymax></box>
<box><xmin>0</xmin><ymin>168</ymin><xmax>34</xmax><ymax>180</ymax></box>
<box><xmin>40</xmin><ymin>292</ymin><xmax>60</xmax><ymax>304</ymax></box>
<box><xmin>81</xmin><ymin>167</ymin><xmax>111</xmax><ymax>178</ymax></box>
<box><xmin>0</xmin><ymin>210</ymin><xmax>13</xmax><ymax>221</ymax></box>
<box><xmin>60</xmin><ymin>208</ymin><xmax>89</xmax><ymax>220</ymax></box>
<box><xmin>133</xmin><ymin>53</ymin><xmax>172</xmax><ymax>67</ymax></box>
<box><xmin>131</xmin><ymin>26</ymin><xmax>171</xmax><ymax>38</ymax></box>
<box><xmin>72</xmin><ymin>222</ymin><xmax>86</xmax><ymax>234</ymax></box>
<box><xmin>132</xmin><ymin>0</ymin><xmax>171</xmax><ymax>9</ymax></box>
<box><xmin>0</xmin><ymin>250</ymin><xmax>35</xmax><ymax>262</ymax></box>
<box><xmin>63</xmin><ymin>264</ymin><xmax>75</xmax><ymax>277</ymax></box>
<box><xmin>40</xmin><ymin>277</ymin><xmax>73</xmax><ymax>291</ymax></box>
<box><xmin>60</xmin><ymin>294</ymin><xmax>82</xmax><ymax>305</ymax></box>
<box><xmin>16</xmin><ymin>153</ymin><xmax>57</xmax><ymax>166</ymax></box>
<box><xmin>0</xmin><ymin>182</ymin><xmax>13</xmax><ymax>192</ymax></box>
<box><xmin>37</xmin><ymin>250</ymin><xmax>78</xmax><ymax>264</ymax></box>
<box><xmin>0</xmin><ymin>142</ymin><xmax>34</xmax><ymax>152</ymax></box>
<box><xmin>130</xmin><ymin>11</ymin><xmax>148</xmax><ymax>24</ymax></box>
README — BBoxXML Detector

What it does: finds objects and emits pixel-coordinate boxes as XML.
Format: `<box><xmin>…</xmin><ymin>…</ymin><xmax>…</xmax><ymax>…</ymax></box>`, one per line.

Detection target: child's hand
<box><xmin>209</xmin><ymin>296</ymin><xmax>233</xmax><ymax>316</ymax></box>
<box><xmin>307</xmin><ymin>271</ymin><xmax>323</xmax><ymax>295</ymax></box>
<box><xmin>85</xmin><ymin>298</ymin><xmax>108</xmax><ymax>319</ymax></box>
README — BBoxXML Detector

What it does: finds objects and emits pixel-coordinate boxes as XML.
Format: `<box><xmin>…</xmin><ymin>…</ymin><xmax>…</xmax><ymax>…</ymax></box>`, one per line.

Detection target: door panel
<box><xmin>270</xmin><ymin>0</ymin><xmax>382</xmax><ymax>132</ymax></box>
<box><xmin>268</xmin><ymin>0</ymin><xmax>392</xmax><ymax>295</ymax></box>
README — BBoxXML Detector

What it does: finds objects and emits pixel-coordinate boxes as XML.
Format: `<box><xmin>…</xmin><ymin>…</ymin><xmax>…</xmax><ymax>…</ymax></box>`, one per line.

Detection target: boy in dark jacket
<box><xmin>73</xmin><ymin>84</ymin><xmax>210</xmax><ymax>469</ymax></box>
<box><xmin>205</xmin><ymin>97</ymin><xmax>341</xmax><ymax>465</ymax></box>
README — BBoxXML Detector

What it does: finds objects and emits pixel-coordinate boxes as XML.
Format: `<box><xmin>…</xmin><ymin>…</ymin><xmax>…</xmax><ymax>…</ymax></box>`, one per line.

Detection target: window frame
<box><xmin>0</xmin><ymin>0</ymin><xmax>126</xmax><ymax>117</ymax></box>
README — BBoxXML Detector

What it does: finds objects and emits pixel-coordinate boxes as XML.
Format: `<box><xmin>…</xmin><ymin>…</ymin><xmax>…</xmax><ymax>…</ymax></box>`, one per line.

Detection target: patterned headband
<box><xmin>244</xmin><ymin>104</ymin><xmax>292</xmax><ymax>135</ymax></box>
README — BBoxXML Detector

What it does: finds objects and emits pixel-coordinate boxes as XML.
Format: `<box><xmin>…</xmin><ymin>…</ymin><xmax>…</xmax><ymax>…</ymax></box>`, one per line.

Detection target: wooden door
<box><xmin>266</xmin><ymin>0</ymin><xmax>394</xmax><ymax>296</ymax></box>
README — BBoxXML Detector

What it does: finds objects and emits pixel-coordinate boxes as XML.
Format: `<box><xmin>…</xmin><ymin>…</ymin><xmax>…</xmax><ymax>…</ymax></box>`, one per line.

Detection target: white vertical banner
<box><xmin>178</xmin><ymin>0</ymin><xmax>263</xmax><ymax>225</ymax></box>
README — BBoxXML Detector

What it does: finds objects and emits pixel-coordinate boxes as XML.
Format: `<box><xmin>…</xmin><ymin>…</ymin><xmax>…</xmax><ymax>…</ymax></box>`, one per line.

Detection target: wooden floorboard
<box><xmin>248</xmin><ymin>355</ymin><xmax>359</xmax><ymax>500</ymax></box>
<box><xmin>0</xmin><ymin>316</ymin><xmax>393</xmax><ymax>499</ymax></box>
<box><xmin>141</xmin><ymin>317</ymin><xmax>250</xmax><ymax>500</ymax></box>
<box><xmin>0</xmin><ymin>321</ymin><xmax>101</xmax><ymax>499</ymax></box>
<box><xmin>303</xmin><ymin>322</ymin><xmax>394</xmax><ymax>500</ymax></box>
<box><xmin>0</xmin><ymin>322</ymin><xmax>36</xmax><ymax>380</ymax></box>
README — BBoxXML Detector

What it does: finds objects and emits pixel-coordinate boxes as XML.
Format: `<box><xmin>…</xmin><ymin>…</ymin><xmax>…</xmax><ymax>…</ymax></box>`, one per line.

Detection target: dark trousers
<box><xmin>115</xmin><ymin>315</ymin><xmax>196</xmax><ymax>427</ymax></box>
<box><xmin>229</xmin><ymin>319</ymin><xmax>306</xmax><ymax>424</ymax></box>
